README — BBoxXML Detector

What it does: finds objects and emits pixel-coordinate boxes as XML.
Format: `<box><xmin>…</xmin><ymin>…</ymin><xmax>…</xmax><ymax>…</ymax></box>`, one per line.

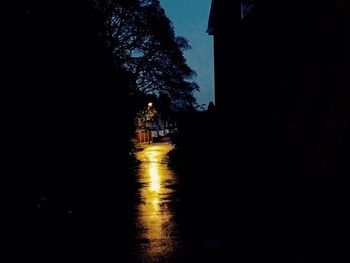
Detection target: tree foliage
<box><xmin>96</xmin><ymin>0</ymin><xmax>198</xmax><ymax>109</ymax></box>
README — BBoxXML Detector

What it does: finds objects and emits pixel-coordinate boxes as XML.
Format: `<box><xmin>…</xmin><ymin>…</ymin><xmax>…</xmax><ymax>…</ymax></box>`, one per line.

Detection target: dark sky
<box><xmin>160</xmin><ymin>0</ymin><xmax>214</xmax><ymax>107</ymax></box>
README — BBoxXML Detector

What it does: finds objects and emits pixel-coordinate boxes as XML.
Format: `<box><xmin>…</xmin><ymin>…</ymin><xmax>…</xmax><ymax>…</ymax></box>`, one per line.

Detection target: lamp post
<box><xmin>147</xmin><ymin>102</ymin><xmax>153</xmax><ymax>144</ymax></box>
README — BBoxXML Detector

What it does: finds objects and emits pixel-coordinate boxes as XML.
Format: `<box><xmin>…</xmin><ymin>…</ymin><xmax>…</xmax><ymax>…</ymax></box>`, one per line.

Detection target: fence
<box><xmin>136</xmin><ymin>131</ymin><xmax>152</xmax><ymax>144</ymax></box>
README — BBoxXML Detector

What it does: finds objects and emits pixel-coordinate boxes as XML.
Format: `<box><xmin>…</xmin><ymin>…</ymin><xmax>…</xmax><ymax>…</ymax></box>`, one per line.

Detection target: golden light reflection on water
<box><xmin>135</xmin><ymin>144</ymin><xmax>179</xmax><ymax>262</ymax></box>
<box><xmin>149</xmin><ymin>162</ymin><xmax>161</xmax><ymax>193</ymax></box>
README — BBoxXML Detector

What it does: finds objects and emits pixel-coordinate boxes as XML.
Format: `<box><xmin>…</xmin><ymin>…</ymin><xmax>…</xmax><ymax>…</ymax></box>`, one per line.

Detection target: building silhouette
<box><xmin>207</xmin><ymin>0</ymin><xmax>349</xmax><ymax>177</ymax></box>
<box><xmin>207</xmin><ymin>1</ymin><xmax>349</xmax><ymax>261</ymax></box>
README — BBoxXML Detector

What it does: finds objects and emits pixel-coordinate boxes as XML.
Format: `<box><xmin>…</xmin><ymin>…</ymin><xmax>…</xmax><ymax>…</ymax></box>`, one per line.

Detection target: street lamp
<box><xmin>147</xmin><ymin>102</ymin><xmax>153</xmax><ymax>144</ymax></box>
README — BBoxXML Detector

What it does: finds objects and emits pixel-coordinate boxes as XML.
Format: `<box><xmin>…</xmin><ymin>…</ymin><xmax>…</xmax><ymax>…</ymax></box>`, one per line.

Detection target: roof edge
<box><xmin>206</xmin><ymin>0</ymin><xmax>215</xmax><ymax>35</ymax></box>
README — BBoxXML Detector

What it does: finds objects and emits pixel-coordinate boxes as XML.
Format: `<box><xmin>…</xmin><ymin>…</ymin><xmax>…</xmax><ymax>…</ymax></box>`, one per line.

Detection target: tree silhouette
<box><xmin>97</xmin><ymin>0</ymin><xmax>198</xmax><ymax>109</ymax></box>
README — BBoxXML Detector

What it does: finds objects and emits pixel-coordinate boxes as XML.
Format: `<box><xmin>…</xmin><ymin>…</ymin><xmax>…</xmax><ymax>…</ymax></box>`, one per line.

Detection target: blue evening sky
<box><xmin>160</xmin><ymin>0</ymin><xmax>214</xmax><ymax>107</ymax></box>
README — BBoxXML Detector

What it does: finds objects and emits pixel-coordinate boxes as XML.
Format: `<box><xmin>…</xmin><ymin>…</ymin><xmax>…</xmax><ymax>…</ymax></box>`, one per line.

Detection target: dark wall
<box><xmin>211</xmin><ymin>1</ymin><xmax>241</xmax><ymax>108</ymax></box>
<box><xmin>210</xmin><ymin>1</ymin><xmax>349</xmax><ymax>261</ymax></box>
<box><xmin>213</xmin><ymin>0</ymin><xmax>349</xmax><ymax>178</ymax></box>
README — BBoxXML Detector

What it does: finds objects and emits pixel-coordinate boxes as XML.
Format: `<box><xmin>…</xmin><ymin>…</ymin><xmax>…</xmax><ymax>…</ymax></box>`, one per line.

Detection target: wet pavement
<box><xmin>127</xmin><ymin>143</ymin><xmax>341</xmax><ymax>262</ymax></box>
<box><xmin>133</xmin><ymin>143</ymin><xmax>184</xmax><ymax>262</ymax></box>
